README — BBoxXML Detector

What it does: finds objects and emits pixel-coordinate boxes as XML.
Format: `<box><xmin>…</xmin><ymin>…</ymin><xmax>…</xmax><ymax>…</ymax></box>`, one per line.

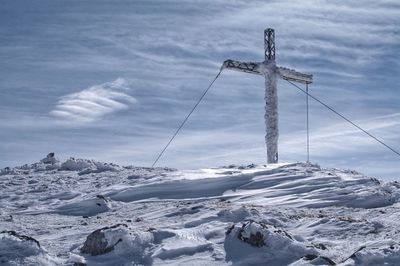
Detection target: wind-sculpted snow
<box><xmin>104</xmin><ymin>163</ymin><xmax>399</xmax><ymax>209</ymax></box>
<box><xmin>1</xmin><ymin>156</ymin><xmax>400</xmax><ymax>265</ymax></box>
<box><xmin>0</xmin><ymin>231</ymin><xmax>62</xmax><ymax>265</ymax></box>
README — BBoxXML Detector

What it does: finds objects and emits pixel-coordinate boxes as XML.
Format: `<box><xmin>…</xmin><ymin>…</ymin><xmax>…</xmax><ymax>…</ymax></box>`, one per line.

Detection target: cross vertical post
<box><xmin>221</xmin><ymin>28</ymin><xmax>313</xmax><ymax>164</ymax></box>
<box><xmin>306</xmin><ymin>83</ymin><xmax>310</xmax><ymax>163</ymax></box>
<box><xmin>264</xmin><ymin>28</ymin><xmax>278</xmax><ymax>163</ymax></box>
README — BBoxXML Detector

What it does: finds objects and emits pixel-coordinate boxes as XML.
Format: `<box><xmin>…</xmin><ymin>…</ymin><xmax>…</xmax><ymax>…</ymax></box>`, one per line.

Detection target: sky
<box><xmin>1</xmin><ymin>0</ymin><xmax>399</xmax><ymax>180</ymax></box>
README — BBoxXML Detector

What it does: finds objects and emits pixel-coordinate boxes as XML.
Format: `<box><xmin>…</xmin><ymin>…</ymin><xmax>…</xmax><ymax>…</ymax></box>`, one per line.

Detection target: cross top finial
<box><xmin>264</xmin><ymin>28</ymin><xmax>275</xmax><ymax>61</ymax></box>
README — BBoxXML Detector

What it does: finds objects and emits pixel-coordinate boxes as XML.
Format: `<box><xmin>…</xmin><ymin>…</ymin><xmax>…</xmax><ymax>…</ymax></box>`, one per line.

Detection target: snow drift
<box><xmin>1</xmin><ymin>155</ymin><xmax>400</xmax><ymax>265</ymax></box>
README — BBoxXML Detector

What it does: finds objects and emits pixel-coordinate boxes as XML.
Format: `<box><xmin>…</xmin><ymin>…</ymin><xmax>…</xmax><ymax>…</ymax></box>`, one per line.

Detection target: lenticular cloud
<box><xmin>50</xmin><ymin>78</ymin><xmax>136</xmax><ymax>123</ymax></box>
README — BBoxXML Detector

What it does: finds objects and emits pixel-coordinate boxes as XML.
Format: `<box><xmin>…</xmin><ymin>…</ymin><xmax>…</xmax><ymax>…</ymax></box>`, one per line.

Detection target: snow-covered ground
<box><xmin>1</xmin><ymin>155</ymin><xmax>400</xmax><ymax>265</ymax></box>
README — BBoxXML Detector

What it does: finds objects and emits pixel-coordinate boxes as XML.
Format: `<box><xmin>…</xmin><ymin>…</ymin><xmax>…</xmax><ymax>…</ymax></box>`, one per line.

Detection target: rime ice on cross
<box><xmin>222</xmin><ymin>28</ymin><xmax>313</xmax><ymax>164</ymax></box>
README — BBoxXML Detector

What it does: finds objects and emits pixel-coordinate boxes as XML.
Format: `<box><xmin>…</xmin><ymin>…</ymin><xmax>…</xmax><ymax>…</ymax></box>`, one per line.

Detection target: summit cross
<box><xmin>222</xmin><ymin>28</ymin><xmax>313</xmax><ymax>163</ymax></box>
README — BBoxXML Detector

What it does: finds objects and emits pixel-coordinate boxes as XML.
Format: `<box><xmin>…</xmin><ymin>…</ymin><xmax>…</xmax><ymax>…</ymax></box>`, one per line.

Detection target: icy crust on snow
<box><xmin>60</xmin><ymin>158</ymin><xmax>122</xmax><ymax>175</ymax></box>
<box><xmin>77</xmin><ymin>224</ymin><xmax>154</xmax><ymax>265</ymax></box>
<box><xmin>103</xmin><ymin>162</ymin><xmax>400</xmax><ymax>209</ymax></box>
<box><xmin>225</xmin><ymin>220</ymin><xmax>315</xmax><ymax>265</ymax></box>
<box><xmin>2</xmin><ymin>158</ymin><xmax>400</xmax><ymax>265</ymax></box>
<box><xmin>54</xmin><ymin>195</ymin><xmax>112</xmax><ymax>216</ymax></box>
<box><xmin>0</xmin><ymin>155</ymin><xmax>130</xmax><ymax>176</ymax></box>
<box><xmin>0</xmin><ymin>231</ymin><xmax>61</xmax><ymax>265</ymax></box>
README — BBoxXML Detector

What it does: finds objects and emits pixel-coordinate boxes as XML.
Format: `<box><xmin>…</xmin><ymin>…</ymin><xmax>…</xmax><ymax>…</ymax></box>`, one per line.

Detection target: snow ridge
<box><xmin>1</xmin><ymin>155</ymin><xmax>400</xmax><ymax>265</ymax></box>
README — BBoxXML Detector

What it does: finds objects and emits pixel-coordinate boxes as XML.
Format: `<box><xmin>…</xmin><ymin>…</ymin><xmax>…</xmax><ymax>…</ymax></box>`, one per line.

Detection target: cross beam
<box><xmin>221</xmin><ymin>28</ymin><xmax>313</xmax><ymax>163</ymax></box>
<box><xmin>222</xmin><ymin>59</ymin><xmax>312</xmax><ymax>84</ymax></box>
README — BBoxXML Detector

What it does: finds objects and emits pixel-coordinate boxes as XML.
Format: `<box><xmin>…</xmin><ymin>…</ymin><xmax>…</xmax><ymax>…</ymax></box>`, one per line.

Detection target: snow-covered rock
<box><xmin>0</xmin><ymin>153</ymin><xmax>61</xmax><ymax>175</ymax></box>
<box><xmin>81</xmin><ymin>224</ymin><xmax>129</xmax><ymax>256</ymax></box>
<box><xmin>60</xmin><ymin>157</ymin><xmax>121</xmax><ymax>175</ymax></box>
<box><xmin>0</xmin><ymin>231</ymin><xmax>60</xmax><ymax>265</ymax></box>
<box><xmin>80</xmin><ymin>224</ymin><xmax>154</xmax><ymax>265</ymax></box>
<box><xmin>224</xmin><ymin>220</ymin><xmax>315</xmax><ymax>265</ymax></box>
<box><xmin>55</xmin><ymin>195</ymin><xmax>112</xmax><ymax>216</ymax></box>
<box><xmin>40</xmin><ymin>152</ymin><xmax>59</xmax><ymax>165</ymax></box>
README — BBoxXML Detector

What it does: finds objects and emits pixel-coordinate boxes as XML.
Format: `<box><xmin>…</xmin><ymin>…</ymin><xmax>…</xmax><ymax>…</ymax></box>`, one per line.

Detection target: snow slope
<box><xmin>1</xmin><ymin>156</ymin><xmax>400</xmax><ymax>265</ymax></box>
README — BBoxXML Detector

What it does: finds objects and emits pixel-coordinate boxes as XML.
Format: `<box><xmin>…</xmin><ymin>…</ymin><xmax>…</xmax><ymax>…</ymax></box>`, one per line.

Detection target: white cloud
<box><xmin>280</xmin><ymin>112</ymin><xmax>400</xmax><ymax>157</ymax></box>
<box><xmin>2</xmin><ymin>0</ymin><xmax>399</xmax><ymax>179</ymax></box>
<box><xmin>50</xmin><ymin>78</ymin><xmax>137</xmax><ymax>123</ymax></box>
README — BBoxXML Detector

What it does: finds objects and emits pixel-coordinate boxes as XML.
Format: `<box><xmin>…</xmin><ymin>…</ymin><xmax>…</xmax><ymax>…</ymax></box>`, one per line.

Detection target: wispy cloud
<box><xmin>50</xmin><ymin>78</ymin><xmax>137</xmax><ymax>123</ymax></box>
<box><xmin>1</xmin><ymin>0</ymin><xmax>399</xmax><ymax>179</ymax></box>
<box><xmin>280</xmin><ymin>112</ymin><xmax>400</xmax><ymax>157</ymax></box>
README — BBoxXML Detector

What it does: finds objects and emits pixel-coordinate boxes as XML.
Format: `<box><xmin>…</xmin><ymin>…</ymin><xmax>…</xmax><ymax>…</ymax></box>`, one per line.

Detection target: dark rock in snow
<box><xmin>0</xmin><ymin>230</ymin><xmax>52</xmax><ymax>264</ymax></box>
<box><xmin>96</xmin><ymin>194</ymin><xmax>111</xmax><ymax>202</ymax></box>
<box><xmin>227</xmin><ymin>220</ymin><xmax>295</xmax><ymax>248</ymax></box>
<box><xmin>41</xmin><ymin>152</ymin><xmax>59</xmax><ymax>165</ymax></box>
<box><xmin>236</xmin><ymin>221</ymin><xmax>268</xmax><ymax>247</ymax></box>
<box><xmin>1</xmin><ymin>230</ymin><xmax>41</xmax><ymax>248</ymax></box>
<box><xmin>73</xmin><ymin>262</ymin><xmax>87</xmax><ymax>266</ymax></box>
<box><xmin>303</xmin><ymin>254</ymin><xmax>336</xmax><ymax>265</ymax></box>
<box><xmin>81</xmin><ymin>224</ymin><xmax>127</xmax><ymax>256</ymax></box>
<box><xmin>313</xmin><ymin>243</ymin><xmax>328</xmax><ymax>250</ymax></box>
<box><xmin>243</xmin><ymin>231</ymin><xmax>265</xmax><ymax>247</ymax></box>
<box><xmin>0</xmin><ymin>231</ymin><xmax>40</xmax><ymax>248</ymax></box>
<box><xmin>224</xmin><ymin>220</ymin><xmax>317</xmax><ymax>265</ymax></box>
<box><xmin>303</xmin><ymin>254</ymin><xmax>318</xmax><ymax>260</ymax></box>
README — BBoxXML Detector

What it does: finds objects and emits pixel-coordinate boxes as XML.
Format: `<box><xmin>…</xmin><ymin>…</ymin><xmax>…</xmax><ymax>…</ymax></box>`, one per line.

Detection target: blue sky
<box><xmin>1</xmin><ymin>0</ymin><xmax>399</xmax><ymax>179</ymax></box>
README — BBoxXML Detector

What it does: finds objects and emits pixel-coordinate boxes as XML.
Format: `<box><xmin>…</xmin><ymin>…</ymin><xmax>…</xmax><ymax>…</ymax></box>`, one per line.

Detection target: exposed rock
<box><xmin>236</xmin><ymin>221</ymin><xmax>269</xmax><ymax>247</ymax></box>
<box><xmin>60</xmin><ymin>157</ymin><xmax>121</xmax><ymax>175</ymax></box>
<box><xmin>96</xmin><ymin>194</ymin><xmax>111</xmax><ymax>202</ymax></box>
<box><xmin>0</xmin><ymin>167</ymin><xmax>11</xmax><ymax>176</ymax></box>
<box><xmin>228</xmin><ymin>220</ymin><xmax>294</xmax><ymax>248</ymax></box>
<box><xmin>0</xmin><ymin>230</ymin><xmax>48</xmax><ymax>263</ymax></box>
<box><xmin>313</xmin><ymin>243</ymin><xmax>328</xmax><ymax>250</ymax></box>
<box><xmin>80</xmin><ymin>224</ymin><xmax>154</xmax><ymax>265</ymax></box>
<box><xmin>303</xmin><ymin>254</ymin><xmax>318</xmax><ymax>260</ymax></box>
<box><xmin>40</xmin><ymin>152</ymin><xmax>59</xmax><ymax>165</ymax></box>
<box><xmin>238</xmin><ymin>163</ymin><xmax>256</xmax><ymax>170</ymax></box>
<box><xmin>303</xmin><ymin>254</ymin><xmax>336</xmax><ymax>265</ymax></box>
<box><xmin>242</xmin><ymin>230</ymin><xmax>265</xmax><ymax>247</ymax></box>
<box><xmin>224</xmin><ymin>220</ymin><xmax>316</xmax><ymax>265</ymax></box>
<box><xmin>1</xmin><ymin>230</ymin><xmax>41</xmax><ymax>248</ymax></box>
<box><xmin>73</xmin><ymin>263</ymin><xmax>87</xmax><ymax>266</ymax></box>
<box><xmin>81</xmin><ymin>224</ymin><xmax>128</xmax><ymax>256</ymax></box>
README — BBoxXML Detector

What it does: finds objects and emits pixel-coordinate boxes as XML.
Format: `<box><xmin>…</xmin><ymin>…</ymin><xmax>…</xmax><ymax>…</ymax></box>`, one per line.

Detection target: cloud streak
<box><xmin>1</xmin><ymin>0</ymin><xmax>399</xmax><ymax>179</ymax></box>
<box><xmin>50</xmin><ymin>78</ymin><xmax>136</xmax><ymax>123</ymax></box>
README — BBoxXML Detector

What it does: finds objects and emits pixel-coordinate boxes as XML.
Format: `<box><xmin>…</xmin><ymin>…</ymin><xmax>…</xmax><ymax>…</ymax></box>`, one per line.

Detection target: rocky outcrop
<box><xmin>0</xmin><ymin>230</ymin><xmax>59</xmax><ymax>264</ymax></box>
<box><xmin>81</xmin><ymin>224</ymin><xmax>128</xmax><ymax>256</ymax></box>
<box><xmin>224</xmin><ymin>220</ymin><xmax>316</xmax><ymax>265</ymax></box>
<box><xmin>226</xmin><ymin>220</ymin><xmax>294</xmax><ymax>248</ymax></box>
<box><xmin>40</xmin><ymin>152</ymin><xmax>59</xmax><ymax>165</ymax></box>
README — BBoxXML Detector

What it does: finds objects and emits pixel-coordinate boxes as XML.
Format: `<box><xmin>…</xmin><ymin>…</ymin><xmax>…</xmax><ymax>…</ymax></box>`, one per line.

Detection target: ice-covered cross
<box><xmin>222</xmin><ymin>28</ymin><xmax>313</xmax><ymax>163</ymax></box>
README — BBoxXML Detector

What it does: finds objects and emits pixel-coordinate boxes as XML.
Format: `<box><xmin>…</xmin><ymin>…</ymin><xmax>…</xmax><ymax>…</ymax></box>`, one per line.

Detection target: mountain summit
<box><xmin>1</xmin><ymin>156</ymin><xmax>400</xmax><ymax>265</ymax></box>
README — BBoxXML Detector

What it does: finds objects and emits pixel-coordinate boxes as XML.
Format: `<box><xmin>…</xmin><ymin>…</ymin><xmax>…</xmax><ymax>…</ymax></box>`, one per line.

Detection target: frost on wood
<box><xmin>222</xmin><ymin>29</ymin><xmax>312</xmax><ymax>164</ymax></box>
<box><xmin>262</xmin><ymin>62</ymin><xmax>279</xmax><ymax>164</ymax></box>
<box><xmin>222</xmin><ymin>59</ymin><xmax>280</xmax><ymax>164</ymax></box>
